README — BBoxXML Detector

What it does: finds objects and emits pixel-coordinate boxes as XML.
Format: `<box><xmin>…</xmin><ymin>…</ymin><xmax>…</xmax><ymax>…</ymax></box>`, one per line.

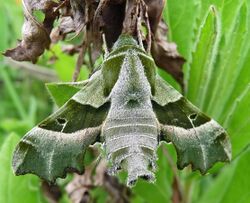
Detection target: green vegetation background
<box><xmin>0</xmin><ymin>0</ymin><xmax>249</xmax><ymax>202</ymax></box>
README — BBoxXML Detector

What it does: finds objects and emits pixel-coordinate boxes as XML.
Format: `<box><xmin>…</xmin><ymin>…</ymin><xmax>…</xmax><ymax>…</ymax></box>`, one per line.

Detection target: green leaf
<box><xmin>184</xmin><ymin>1</ymin><xmax>250</xmax><ymax>159</ymax></box>
<box><xmin>225</xmin><ymin>86</ymin><xmax>250</xmax><ymax>156</ymax></box>
<box><xmin>163</xmin><ymin>0</ymin><xmax>200</xmax><ymax>60</ymax></box>
<box><xmin>50</xmin><ymin>45</ymin><xmax>90</xmax><ymax>82</ymax></box>
<box><xmin>205</xmin><ymin>2</ymin><xmax>248</xmax><ymax>116</ymax></box>
<box><xmin>198</xmin><ymin>145</ymin><xmax>250</xmax><ymax>203</ymax></box>
<box><xmin>0</xmin><ymin>133</ymin><xmax>44</xmax><ymax>203</ymax></box>
<box><xmin>157</xmin><ymin>69</ymin><xmax>181</xmax><ymax>92</ymax></box>
<box><xmin>46</xmin><ymin>80</ymin><xmax>88</xmax><ymax>107</ymax></box>
<box><xmin>165</xmin><ymin>1</ymin><xmax>250</xmax><ymax>202</ymax></box>
<box><xmin>0</xmin><ymin>118</ymin><xmax>31</xmax><ymax>135</ymax></box>
<box><xmin>0</xmin><ymin>4</ymin><xmax>9</xmax><ymax>52</ymax></box>
<box><xmin>187</xmin><ymin>5</ymin><xmax>221</xmax><ymax>105</ymax></box>
<box><xmin>53</xmin><ymin>45</ymin><xmax>77</xmax><ymax>82</ymax></box>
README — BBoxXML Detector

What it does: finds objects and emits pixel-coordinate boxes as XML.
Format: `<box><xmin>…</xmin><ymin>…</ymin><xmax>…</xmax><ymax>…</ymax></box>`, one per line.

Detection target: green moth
<box><xmin>12</xmin><ymin>34</ymin><xmax>231</xmax><ymax>186</ymax></box>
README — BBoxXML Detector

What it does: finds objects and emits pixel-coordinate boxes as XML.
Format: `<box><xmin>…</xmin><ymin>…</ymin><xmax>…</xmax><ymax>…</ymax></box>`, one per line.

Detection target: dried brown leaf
<box><xmin>122</xmin><ymin>0</ymin><xmax>139</xmax><ymax>36</ymax></box>
<box><xmin>4</xmin><ymin>0</ymin><xmax>185</xmax><ymax>86</ymax></box>
<box><xmin>66</xmin><ymin>170</ymin><xmax>93</xmax><ymax>203</ymax></box>
<box><xmin>4</xmin><ymin>0</ymin><xmax>58</xmax><ymax>63</ymax></box>
<box><xmin>151</xmin><ymin>20</ymin><xmax>185</xmax><ymax>88</ymax></box>
<box><xmin>70</xmin><ymin>0</ymin><xmax>86</xmax><ymax>34</ymax></box>
<box><xmin>26</xmin><ymin>0</ymin><xmax>57</xmax><ymax>11</ymax></box>
<box><xmin>95</xmin><ymin>161</ymin><xmax>131</xmax><ymax>203</ymax></box>
<box><xmin>95</xmin><ymin>0</ymin><xmax>125</xmax><ymax>48</ymax></box>
<box><xmin>42</xmin><ymin>181</ymin><xmax>62</xmax><ymax>203</ymax></box>
<box><xmin>144</xmin><ymin>0</ymin><xmax>165</xmax><ymax>33</ymax></box>
<box><xmin>66</xmin><ymin>159</ymin><xmax>130</xmax><ymax>203</ymax></box>
<box><xmin>50</xmin><ymin>17</ymin><xmax>75</xmax><ymax>43</ymax></box>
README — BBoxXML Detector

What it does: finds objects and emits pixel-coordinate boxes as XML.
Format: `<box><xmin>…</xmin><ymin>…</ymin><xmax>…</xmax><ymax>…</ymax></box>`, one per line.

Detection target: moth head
<box><xmin>112</xmin><ymin>34</ymin><xmax>139</xmax><ymax>50</ymax></box>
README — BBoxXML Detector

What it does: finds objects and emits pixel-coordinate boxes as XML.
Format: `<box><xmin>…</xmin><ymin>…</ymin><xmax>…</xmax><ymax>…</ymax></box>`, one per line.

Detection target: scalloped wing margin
<box><xmin>13</xmin><ymin>126</ymin><xmax>101</xmax><ymax>182</ymax></box>
<box><xmin>152</xmin><ymin>76</ymin><xmax>231</xmax><ymax>174</ymax></box>
<box><xmin>12</xmin><ymin>71</ymin><xmax>110</xmax><ymax>182</ymax></box>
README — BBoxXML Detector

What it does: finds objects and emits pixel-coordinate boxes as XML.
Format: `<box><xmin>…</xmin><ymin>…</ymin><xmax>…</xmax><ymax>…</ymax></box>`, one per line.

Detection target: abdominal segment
<box><xmin>102</xmin><ymin>108</ymin><xmax>159</xmax><ymax>186</ymax></box>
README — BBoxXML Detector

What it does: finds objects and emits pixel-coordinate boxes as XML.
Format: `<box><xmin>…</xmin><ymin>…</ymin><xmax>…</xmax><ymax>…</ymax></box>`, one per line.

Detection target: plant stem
<box><xmin>0</xmin><ymin>65</ymin><xmax>27</xmax><ymax>120</ymax></box>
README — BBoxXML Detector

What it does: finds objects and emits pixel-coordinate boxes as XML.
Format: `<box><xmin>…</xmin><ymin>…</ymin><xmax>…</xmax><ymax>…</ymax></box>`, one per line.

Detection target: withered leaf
<box><xmin>50</xmin><ymin>17</ymin><xmax>76</xmax><ymax>43</ymax></box>
<box><xmin>4</xmin><ymin>0</ymin><xmax>185</xmax><ymax>88</ymax></box>
<box><xmin>4</xmin><ymin>0</ymin><xmax>58</xmax><ymax>63</ymax></box>
<box><xmin>144</xmin><ymin>0</ymin><xmax>165</xmax><ymax>34</ymax></box>
<box><xmin>70</xmin><ymin>0</ymin><xmax>86</xmax><ymax>34</ymax></box>
<box><xmin>151</xmin><ymin>20</ymin><xmax>186</xmax><ymax>88</ymax></box>
<box><xmin>96</xmin><ymin>0</ymin><xmax>125</xmax><ymax>48</ymax></box>
<box><xmin>26</xmin><ymin>0</ymin><xmax>57</xmax><ymax>11</ymax></box>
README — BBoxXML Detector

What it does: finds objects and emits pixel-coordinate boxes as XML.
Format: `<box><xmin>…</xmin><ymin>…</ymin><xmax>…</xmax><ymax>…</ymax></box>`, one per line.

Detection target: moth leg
<box><xmin>137</xmin><ymin>15</ymin><xmax>144</xmax><ymax>50</ymax></box>
<box><xmin>102</xmin><ymin>34</ymin><xmax>109</xmax><ymax>58</ymax></box>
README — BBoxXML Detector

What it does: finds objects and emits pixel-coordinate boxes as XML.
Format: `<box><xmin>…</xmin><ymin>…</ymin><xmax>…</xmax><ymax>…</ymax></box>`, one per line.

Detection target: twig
<box><xmin>72</xmin><ymin>41</ymin><xmax>87</xmax><ymax>82</ymax></box>
<box><xmin>88</xmin><ymin>46</ymin><xmax>94</xmax><ymax>72</ymax></box>
<box><xmin>137</xmin><ymin>15</ymin><xmax>144</xmax><ymax>49</ymax></box>
<box><xmin>0</xmin><ymin>66</ymin><xmax>27</xmax><ymax>120</ymax></box>
<box><xmin>94</xmin><ymin>0</ymin><xmax>108</xmax><ymax>24</ymax></box>
<box><xmin>54</xmin><ymin>0</ymin><xmax>70</xmax><ymax>13</ymax></box>
<box><xmin>122</xmin><ymin>0</ymin><xmax>139</xmax><ymax>35</ymax></box>
<box><xmin>162</xmin><ymin>146</ymin><xmax>183</xmax><ymax>203</ymax></box>
<box><xmin>102</xmin><ymin>34</ymin><xmax>109</xmax><ymax>58</ymax></box>
<box><xmin>143</xmin><ymin>3</ymin><xmax>152</xmax><ymax>53</ymax></box>
<box><xmin>66</xmin><ymin>153</ymin><xmax>130</xmax><ymax>203</ymax></box>
<box><xmin>3</xmin><ymin>58</ymin><xmax>58</xmax><ymax>82</ymax></box>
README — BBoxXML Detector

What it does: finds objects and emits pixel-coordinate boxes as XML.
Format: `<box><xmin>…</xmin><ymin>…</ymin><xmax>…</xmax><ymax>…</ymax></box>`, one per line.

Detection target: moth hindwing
<box><xmin>12</xmin><ymin>34</ymin><xmax>231</xmax><ymax>186</ymax></box>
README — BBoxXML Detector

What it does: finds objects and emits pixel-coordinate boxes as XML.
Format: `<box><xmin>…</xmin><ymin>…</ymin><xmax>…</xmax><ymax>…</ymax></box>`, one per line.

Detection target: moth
<box><xmin>12</xmin><ymin>34</ymin><xmax>231</xmax><ymax>187</ymax></box>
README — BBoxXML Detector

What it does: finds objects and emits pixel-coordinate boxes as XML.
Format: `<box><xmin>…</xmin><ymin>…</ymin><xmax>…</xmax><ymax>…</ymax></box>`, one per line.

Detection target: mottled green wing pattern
<box><xmin>12</xmin><ymin>71</ymin><xmax>110</xmax><ymax>182</ymax></box>
<box><xmin>13</xmin><ymin>127</ymin><xmax>101</xmax><ymax>182</ymax></box>
<box><xmin>152</xmin><ymin>76</ymin><xmax>231</xmax><ymax>173</ymax></box>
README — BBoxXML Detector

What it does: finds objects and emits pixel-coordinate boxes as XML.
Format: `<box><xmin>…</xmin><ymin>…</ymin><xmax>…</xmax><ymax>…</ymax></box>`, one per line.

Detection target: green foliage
<box><xmin>43</xmin><ymin>45</ymin><xmax>90</xmax><ymax>82</ymax></box>
<box><xmin>186</xmin><ymin>1</ymin><xmax>250</xmax><ymax>158</ymax></box>
<box><xmin>164</xmin><ymin>0</ymin><xmax>200</xmax><ymax>60</ymax></box>
<box><xmin>164</xmin><ymin>0</ymin><xmax>250</xmax><ymax>202</ymax></box>
<box><xmin>0</xmin><ymin>1</ymin><xmax>54</xmax><ymax>202</ymax></box>
<box><xmin>46</xmin><ymin>80</ymin><xmax>88</xmax><ymax>107</ymax></box>
<box><xmin>0</xmin><ymin>0</ymin><xmax>249</xmax><ymax>202</ymax></box>
<box><xmin>187</xmin><ymin>6</ymin><xmax>221</xmax><ymax>106</ymax></box>
<box><xmin>0</xmin><ymin>133</ymin><xmax>45</xmax><ymax>203</ymax></box>
<box><xmin>198</xmin><ymin>145</ymin><xmax>250</xmax><ymax>203</ymax></box>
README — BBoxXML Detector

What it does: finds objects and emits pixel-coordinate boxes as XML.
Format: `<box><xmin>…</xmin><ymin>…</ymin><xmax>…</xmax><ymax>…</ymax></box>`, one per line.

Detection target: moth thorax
<box><xmin>110</xmin><ymin>49</ymin><xmax>152</xmax><ymax>102</ymax></box>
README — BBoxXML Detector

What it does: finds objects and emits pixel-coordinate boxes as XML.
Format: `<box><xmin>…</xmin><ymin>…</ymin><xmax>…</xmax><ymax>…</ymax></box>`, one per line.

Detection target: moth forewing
<box><xmin>12</xmin><ymin>70</ymin><xmax>110</xmax><ymax>182</ymax></box>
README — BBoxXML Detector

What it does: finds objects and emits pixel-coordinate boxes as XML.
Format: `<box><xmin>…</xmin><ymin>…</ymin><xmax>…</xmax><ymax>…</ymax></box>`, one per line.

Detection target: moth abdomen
<box><xmin>103</xmin><ymin>108</ymin><xmax>159</xmax><ymax>185</ymax></box>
